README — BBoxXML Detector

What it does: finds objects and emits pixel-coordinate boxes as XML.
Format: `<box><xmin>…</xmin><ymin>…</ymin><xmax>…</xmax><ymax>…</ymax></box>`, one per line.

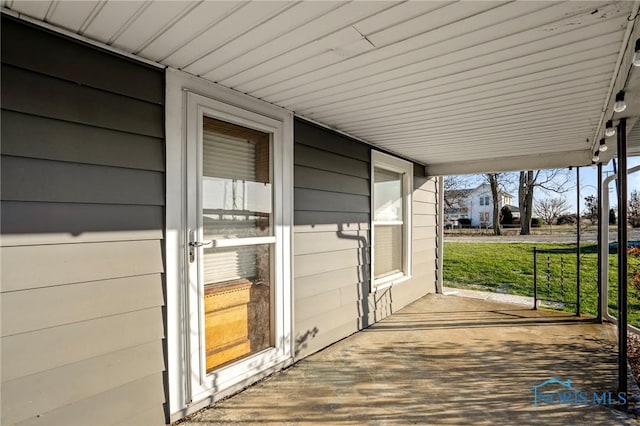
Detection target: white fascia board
<box><xmin>426</xmin><ymin>149</ymin><xmax>593</xmax><ymax>176</ymax></box>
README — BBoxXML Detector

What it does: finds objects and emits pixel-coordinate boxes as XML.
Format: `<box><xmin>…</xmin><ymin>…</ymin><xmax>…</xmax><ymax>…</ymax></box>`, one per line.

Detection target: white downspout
<box><xmin>600</xmin><ymin>165</ymin><xmax>640</xmax><ymax>333</ymax></box>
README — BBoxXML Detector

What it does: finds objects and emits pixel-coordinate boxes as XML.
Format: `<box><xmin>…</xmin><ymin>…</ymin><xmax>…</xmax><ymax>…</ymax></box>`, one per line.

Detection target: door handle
<box><xmin>188</xmin><ymin>230</ymin><xmax>213</xmax><ymax>263</ymax></box>
<box><xmin>188</xmin><ymin>241</ymin><xmax>213</xmax><ymax>248</ymax></box>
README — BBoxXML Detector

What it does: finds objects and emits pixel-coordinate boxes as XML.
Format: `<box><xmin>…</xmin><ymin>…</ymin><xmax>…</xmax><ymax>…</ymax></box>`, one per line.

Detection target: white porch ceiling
<box><xmin>4</xmin><ymin>0</ymin><xmax>640</xmax><ymax>175</ymax></box>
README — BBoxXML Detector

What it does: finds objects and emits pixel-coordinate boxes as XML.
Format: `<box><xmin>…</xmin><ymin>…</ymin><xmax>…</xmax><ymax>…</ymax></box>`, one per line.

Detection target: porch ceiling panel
<box><xmin>4</xmin><ymin>0</ymin><xmax>639</xmax><ymax>174</ymax></box>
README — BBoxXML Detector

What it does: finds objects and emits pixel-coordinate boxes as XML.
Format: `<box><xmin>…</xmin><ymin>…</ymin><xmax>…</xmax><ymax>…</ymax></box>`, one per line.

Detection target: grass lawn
<box><xmin>443</xmin><ymin>242</ymin><xmax>640</xmax><ymax>327</ymax></box>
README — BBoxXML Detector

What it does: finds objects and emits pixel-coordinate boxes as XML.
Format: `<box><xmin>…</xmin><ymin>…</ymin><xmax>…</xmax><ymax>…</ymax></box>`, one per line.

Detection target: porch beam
<box><xmin>426</xmin><ymin>149</ymin><xmax>592</xmax><ymax>176</ymax></box>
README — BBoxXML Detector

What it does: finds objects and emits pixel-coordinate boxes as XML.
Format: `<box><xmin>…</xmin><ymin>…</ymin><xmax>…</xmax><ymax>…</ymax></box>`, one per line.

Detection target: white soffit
<box><xmin>3</xmin><ymin>0</ymin><xmax>638</xmax><ymax>174</ymax></box>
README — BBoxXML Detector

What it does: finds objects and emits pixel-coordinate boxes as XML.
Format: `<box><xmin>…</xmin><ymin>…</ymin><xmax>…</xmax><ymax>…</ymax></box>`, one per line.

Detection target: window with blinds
<box><xmin>200</xmin><ymin>116</ymin><xmax>273</xmax><ymax>371</ymax></box>
<box><xmin>373</xmin><ymin>167</ymin><xmax>404</xmax><ymax>279</ymax></box>
<box><xmin>201</xmin><ymin>117</ymin><xmax>271</xmax><ymax>286</ymax></box>
<box><xmin>371</xmin><ymin>151</ymin><xmax>412</xmax><ymax>288</ymax></box>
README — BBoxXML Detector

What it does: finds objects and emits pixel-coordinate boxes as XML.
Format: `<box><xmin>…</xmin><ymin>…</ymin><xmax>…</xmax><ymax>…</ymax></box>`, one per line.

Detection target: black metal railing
<box><xmin>532</xmin><ymin>246</ymin><xmax>581</xmax><ymax>313</ymax></box>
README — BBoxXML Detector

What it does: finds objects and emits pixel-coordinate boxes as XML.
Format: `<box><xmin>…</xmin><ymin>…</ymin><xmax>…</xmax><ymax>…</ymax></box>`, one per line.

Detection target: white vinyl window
<box><xmin>371</xmin><ymin>151</ymin><xmax>412</xmax><ymax>290</ymax></box>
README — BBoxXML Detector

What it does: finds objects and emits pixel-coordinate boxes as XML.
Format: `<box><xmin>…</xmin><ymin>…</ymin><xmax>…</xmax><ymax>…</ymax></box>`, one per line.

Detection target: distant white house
<box><xmin>445</xmin><ymin>184</ymin><xmax>518</xmax><ymax>227</ymax></box>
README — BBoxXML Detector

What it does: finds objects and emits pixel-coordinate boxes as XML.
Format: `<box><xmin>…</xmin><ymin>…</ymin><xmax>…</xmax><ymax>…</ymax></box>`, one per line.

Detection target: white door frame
<box><xmin>165</xmin><ymin>68</ymin><xmax>293</xmax><ymax>420</ymax></box>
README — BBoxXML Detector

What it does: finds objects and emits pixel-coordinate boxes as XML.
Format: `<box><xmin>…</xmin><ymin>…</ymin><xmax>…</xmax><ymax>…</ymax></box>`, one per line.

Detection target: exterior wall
<box><xmin>293</xmin><ymin>119</ymin><xmax>437</xmax><ymax>359</ymax></box>
<box><xmin>1</xmin><ymin>17</ymin><xmax>167</xmax><ymax>426</ymax></box>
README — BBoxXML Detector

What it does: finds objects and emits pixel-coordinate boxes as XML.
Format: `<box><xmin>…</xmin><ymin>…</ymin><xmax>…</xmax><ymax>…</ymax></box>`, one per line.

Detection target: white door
<box><xmin>185</xmin><ymin>92</ymin><xmax>291</xmax><ymax>403</ymax></box>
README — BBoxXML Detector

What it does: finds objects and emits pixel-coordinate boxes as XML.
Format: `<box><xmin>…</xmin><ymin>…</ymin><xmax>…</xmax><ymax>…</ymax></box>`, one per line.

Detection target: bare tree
<box><xmin>480</xmin><ymin>173</ymin><xmax>515</xmax><ymax>236</ymax></box>
<box><xmin>443</xmin><ymin>175</ymin><xmax>474</xmax><ymax>229</ymax></box>
<box><xmin>535</xmin><ymin>197</ymin><xmax>570</xmax><ymax>226</ymax></box>
<box><xmin>583</xmin><ymin>195</ymin><xmax>598</xmax><ymax>225</ymax></box>
<box><xmin>518</xmin><ymin>169</ymin><xmax>571</xmax><ymax>235</ymax></box>
<box><xmin>443</xmin><ymin>175</ymin><xmax>471</xmax><ymax>209</ymax></box>
<box><xmin>630</xmin><ymin>189</ymin><xmax>640</xmax><ymax>217</ymax></box>
<box><xmin>488</xmin><ymin>174</ymin><xmax>502</xmax><ymax>236</ymax></box>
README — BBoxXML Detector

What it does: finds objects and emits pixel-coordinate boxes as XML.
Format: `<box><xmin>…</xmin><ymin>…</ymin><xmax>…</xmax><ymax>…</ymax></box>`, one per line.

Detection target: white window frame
<box><xmin>370</xmin><ymin>150</ymin><xmax>412</xmax><ymax>291</ymax></box>
<box><xmin>165</xmin><ymin>68</ymin><xmax>293</xmax><ymax>420</ymax></box>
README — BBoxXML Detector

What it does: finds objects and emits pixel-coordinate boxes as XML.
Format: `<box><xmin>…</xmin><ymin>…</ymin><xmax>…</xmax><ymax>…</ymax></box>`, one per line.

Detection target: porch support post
<box><xmin>436</xmin><ymin>176</ymin><xmax>445</xmax><ymax>294</ymax></box>
<box><xmin>617</xmin><ymin>117</ymin><xmax>628</xmax><ymax>398</ymax></box>
<box><xmin>597</xmin><ymin>162</ymin><xmax>603</xmax><ymax>323</ymax></box>
<box><xmin>576</xmin><ymin>166</ymin><xmax>581</xmax><ymax>316</ymax></box>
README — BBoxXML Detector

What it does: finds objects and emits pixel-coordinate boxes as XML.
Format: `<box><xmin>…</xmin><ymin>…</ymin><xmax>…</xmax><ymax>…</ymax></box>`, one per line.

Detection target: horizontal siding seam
<box><xmin>297</xmin><ymin>311</ymin><xmax>368</xmax><ymax>334</ymax></box>
<box><xmin>1</xmin><ymin>63</ymin><xmax>165</xmax><ymax>106</ymax></box>
<box><xmin>294</xmin><ymin>139</ymin><xmax>369</xmax><ymax>162</ymax></box>
<box><xmin>14</xmin><ymin>371</ymin><xmax>166</xmax><ymax>426</ymax></box>
<box><xmin>0</xmin><ymin>272</ymin><xmax>163</xmax><ymax>294</ymax></box>
<box><xmin>294</xmin><ymin>246</ymin><xmax>364</xmax><ymax>260</ymax></box>
<box><xmin>293</xmin><ymin>185</ymin><xmax>369</xmax><ymax>197</ymax></box>
<box><xmin>1</xmin><ymin>339</ymin><xmax>166</xmax><ymax>387</ymax></box>
<box><xmin>294</xmin><ymin>185</ymin><xmax>369</xmax><ymax>197</ymax></box>
<box><xmin>3</xmin><ymin>341</ymin><xmax>165</xmax><ymax>385</ymax></box>
<box><xmin>1</xmin><ymin>305</ymin><xmax>165</xmax><ymax>339</ymax></box>
<box><xmin>1</xmin><ymin>105</ymin><xmax>164</xmax><ymax>140</ymax></box>
<box><xmin>0</xmin><ymin>153</ymin><xmax>166</xmax><ymax>174</ymax></box>
<box><xmin>293</xmin><ymin>165</ymin><xmax>369</xmax><ymax>181</ymax></box>
<box><xmin>293</xmin><ymin>229</ymin><xmax>368</xmax><ymax>235</ymax></box>
<box><xmin>0</xmin><ymin>198</ymin><xmax>165</xmax><ymax>208</ymax></box>
<box><xmin>295</xmin><ymin>283</ymin><xmax>365</xmax><ymax>303</ymax></box>
<box><xmin>295</xmin><ymin>145</ymin><xmax>370</xmax><ymax>169</ymax></box>
<box><xmin>0</xmin><ymin>108</ymin><xmax>166</xmax><ymax>144</ymax></box>
<box><xmin>294</xmin><ymin>245</ymin><xmax>370</xmax><ymax>256</ymax></box>
<box><xmin>413</xmin><ymin>237</ymin><xmax>437</xmax><ymax>243</ymax></box>
<box><xmin>294</xmin><ymin>208</ymin><xmax>369</xmax><ymax>214</ymax></box>
<box><xmin>0</xmin><ymin>199</ymin><xmax>165</xmax><ymax>208</ymax></box>
<box><xmin>294</xmin><ymin>140</ymin><xmax>370</xmax><ymax>162</ymax></box>
<box><xmin>294</xmin><ymin>164</ymin><xmax>369</xmax><ymax>177</ymax></box>
<box><xmin>293</xmin><ymin>264</ymin><xmax>369</xmax><ymax>281</ymax></box>
<box><xmin>0</xmin><ymin>235</ymin><xmax>163</xmax><ymax>248</ymax></box>
<box><xmin>294</xmin><ymin>267</ymin><xmax>368</xmax><ymax>280</ymax></box>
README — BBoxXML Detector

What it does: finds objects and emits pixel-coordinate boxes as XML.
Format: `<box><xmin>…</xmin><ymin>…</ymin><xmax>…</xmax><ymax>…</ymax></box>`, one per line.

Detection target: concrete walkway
<box><xmin>443</xmin><ymin>286</ymin><xmax>535</xmax><ymax>308</ymax></box>
<box><xmin>181</xmin><ymin>294</ymin><xmax>637</xmax><ymax>425</ymax></box>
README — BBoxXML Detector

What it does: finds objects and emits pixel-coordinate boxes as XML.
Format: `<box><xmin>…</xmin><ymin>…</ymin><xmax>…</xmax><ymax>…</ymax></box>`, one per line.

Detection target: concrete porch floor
<box><xmin>181</xmin><ymin>293</ymin><xmax>638</xmax><ymax>425</ymax></box>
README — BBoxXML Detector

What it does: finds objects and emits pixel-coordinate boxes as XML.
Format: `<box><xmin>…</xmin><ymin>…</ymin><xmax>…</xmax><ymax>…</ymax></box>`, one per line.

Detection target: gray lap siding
<box><xmin>293</xmin><ymin>118</ymin><xmax>437</xmax><ymax>359</ymax></box>
<box><xmin>0</xmin><ymin>16</ymin><xmax>167</xmax><ymax>426</ymax></box>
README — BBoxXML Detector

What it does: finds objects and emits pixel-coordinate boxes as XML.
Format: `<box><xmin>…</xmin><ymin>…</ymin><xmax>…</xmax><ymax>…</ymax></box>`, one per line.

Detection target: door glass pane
<box><xmin>201</xmin><ymin>117</ymin><xmax>273</xmax><ymax>372</ymax></box>
<box><xmin>374</xmin><ymin>224</ymin><xmax>403</xmax><ymax>279</ymax></box>
<box><xmin>202</xmin><ymin>117</ymin><xmax>272</xmax><ymax>240</ymax></box>
<box><xmin>203</xmin><ymin>244</ymin><xmax>272</xmax><ymax>372</ymax></box>
<box><xmin>374</xmin><ymin>168</ymin><xmax>402</xmax><ymax>222</ymax></box>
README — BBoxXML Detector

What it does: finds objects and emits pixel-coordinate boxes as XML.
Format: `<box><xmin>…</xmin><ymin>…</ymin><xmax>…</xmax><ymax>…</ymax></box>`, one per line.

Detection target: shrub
<box><xmin>557</xmin><ymin>214</ymin><xmax>577</xmax><ymax>225</ymax></box>
<box><xmin>500</xmin><ymin>206</ymin><xmax>513</xmax><ymax>225</ymax></box>
<box><xmin>610</xmin><ymin>208</ymin><xmax>617</xmax><ymax>225</ymax></box>
<box><xmin>531</xmin><ymin>217</ymin><xmax>543</xmax><ymax>228</ymax></box>
<box><xmin>458</xmin><ymin>218</ymin><xmax>472</xmax><ymax>227</ymax></box>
